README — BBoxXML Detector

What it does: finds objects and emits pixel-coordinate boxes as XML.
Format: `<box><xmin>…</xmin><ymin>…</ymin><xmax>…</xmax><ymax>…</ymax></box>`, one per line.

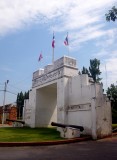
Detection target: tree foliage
<box><xmin>81</xmin><ymin>59</ymin><xmax>102</xmax><ymax>83</ymax></box>
<box><xmin>107</xmin><ymin>84</ymin><xmax>117</xmax><ymax>108</ymax></box>
<box><xmin>106</xmin><ymin>84</ymin><xmax>117</xmax><ymax>123</ymax></box>
<box><xmin>105</xmin><ymin>6</ymin><xmax>117</xmax><ymax>22</ymax></box>
<box><xmin>24</xmin><ymin>91</ymin><xmax>29</xmax><ymax>99</ymax></box>
<box><xmin>89</xmin><ymin>58</ymin><xmax>102</xmax><ymax>82</ymax></box>
<box><xmin>82</xmin><ymin>66</ymin><xmax>90</xmax><ymax>76</ymax></box>
<box><xmin>16</xmin><ymin>91</ymin><xmax>29</xmax><ymax>118</ymax></box>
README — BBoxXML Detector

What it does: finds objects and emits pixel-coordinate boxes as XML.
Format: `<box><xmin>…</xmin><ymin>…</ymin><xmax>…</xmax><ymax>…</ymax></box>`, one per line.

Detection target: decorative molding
<box><xmin>58</xmin><ymin>103</ymin><xmax>91</xmax><ymax>112</ymax></box>
<box><xmin>32</xmin><ymin>68</ymin><xmax>63</xmax><ymax>88</ymax></box>
<box><xmin>67</xmin><ymin>104</ymin><xmax>91</xmax><ymax>111</ymax></box>
<box><xmin>32</xmin><ymin>56</ymin><xmax>78</xmax><ymax>88</ymax></box>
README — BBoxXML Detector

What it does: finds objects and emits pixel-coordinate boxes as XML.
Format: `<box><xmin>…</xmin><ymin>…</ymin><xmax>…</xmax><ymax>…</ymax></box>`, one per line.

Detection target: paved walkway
<box><xmin>0</xmin><ymin>136</ymin><xmax>117</xmax><ymax>160</ymax></box>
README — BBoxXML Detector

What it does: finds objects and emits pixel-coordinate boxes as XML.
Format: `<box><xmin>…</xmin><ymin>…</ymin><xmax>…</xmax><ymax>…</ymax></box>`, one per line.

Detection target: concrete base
<box><xmin>60</xmin><ymin>127</ymin><xmax>80</xmax><ymax>139</ymax></box>
<box><xmin>12</xmin><ymin>122</ymin><xmax>24</xmax><ymax>127</ymax></box>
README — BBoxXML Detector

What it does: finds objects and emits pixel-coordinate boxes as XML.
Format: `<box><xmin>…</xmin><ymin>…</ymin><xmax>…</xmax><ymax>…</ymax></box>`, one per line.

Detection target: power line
<box><xmin>0</xmin><ymin>73</ymin><xmax>32</xmax><ymax>90</ymax></box>
<box><xmin>8</xmin><ymin>84</ymin><xmax>24</xmax><ymax>92</ymax></box>
<box><xmin>6</xmin><ymin>90</ymin><xmax>18</xmax><ymax>96</ymax></box>
<box><xmin>0</xmin><ymin>90</ymin><xmax>18</xmax><ymax>95</ymax></box>
<box><xmin>12</xmin><ymin>74</ymin><xmax>32</xmax><ymax>86</ymax></box>
<box><xmin>2</xmin><ymin>80</ymin><xmax>9</xmax><ymax>124</ymax></box>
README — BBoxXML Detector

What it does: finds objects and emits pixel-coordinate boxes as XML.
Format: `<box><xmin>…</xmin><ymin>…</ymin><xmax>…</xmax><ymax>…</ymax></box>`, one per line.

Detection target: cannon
<box><xmin>51</xmin><ymin>122</ymin><xmax>84</xmax><ymax>132</ymax></box>
<box><xmin>6</xmin><ymin>119</ymin><xmax>25</xmax><ymax>125</ymax></box>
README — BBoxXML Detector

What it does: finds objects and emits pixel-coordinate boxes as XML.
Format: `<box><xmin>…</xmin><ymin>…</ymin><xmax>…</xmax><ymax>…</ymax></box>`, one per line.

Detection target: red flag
<box><xmin>52</xmin><ymin>33</ymin><xmax>55</xmax><ymax>48</ymax></box>
<box><xmin>64</xmin><ymin>34</ymin><xmax>69</xmax><ymax>46</ymax></box>
<box><xmin>38</xmin><ymin>53</ymin><xmax>43</xmax><ymax>62</ymax></box>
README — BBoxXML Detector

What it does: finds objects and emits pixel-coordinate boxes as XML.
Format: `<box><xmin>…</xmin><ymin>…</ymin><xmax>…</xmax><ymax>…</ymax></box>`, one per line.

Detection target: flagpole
<box><xmin>40</xmin><ymin>50</ymin><xmax>42</xmax><ymax>68</ymax></box>
<box><xmin>67</xmin><ymin>32</ymin><xmax>69</xmax><ymax>57</ymax></box>
<box><xmin>52</xmin><ymin>47</ymin><xmax>54</xmax><ymax>65</ymax></box>
<box><xmin>64</xmin><ymin>32</ymin><xmax>69</xmax><ymax>57</ymax></box>
<box><xmin>38</xmin><ymin>51</ymin><xmax>43</xmax><ymax>66</ymax></box>
<box><xmin>52</xmin><ymin>32</ymin><xmax>55</xmax><ymax>65</ymax></box>
<box><xmin>67</xmin><ymin>44</ymin><xmax>70</xmax><ymax>57</ymax></box>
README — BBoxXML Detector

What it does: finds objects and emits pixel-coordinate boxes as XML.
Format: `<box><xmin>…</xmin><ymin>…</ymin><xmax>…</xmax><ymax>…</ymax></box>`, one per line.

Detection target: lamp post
<box><xmin>2</xmin><ymin>80</ymin><xmax>9</xmax><ymax>125</ymax></box>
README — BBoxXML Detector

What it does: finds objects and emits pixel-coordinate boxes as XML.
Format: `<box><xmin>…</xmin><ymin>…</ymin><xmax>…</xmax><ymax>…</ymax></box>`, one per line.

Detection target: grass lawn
<box><xmin>112</xmin><ymin>124</ymin><xmax>117</xmax><ymax>129</ymax></box>
<box><xmin>0</xmin><ymin>127</ymin><xmax>63</xmax><ymax>142</ymax></box>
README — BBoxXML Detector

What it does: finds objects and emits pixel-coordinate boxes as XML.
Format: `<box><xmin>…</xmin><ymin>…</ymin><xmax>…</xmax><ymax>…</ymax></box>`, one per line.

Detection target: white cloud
<box><xmin>0</xmin><ymin>0</ymin><xmax>116</xmax><ymax>88</ymax></box>
<box><xmin>100</xmin><ymin>50</ymin><xmax>117</xmax><ymax>89</ymax></box>
<box><xmin>105</xmin><ymin>57</ymin><xmax>117</xmax><ymax>72</ymax></box>
<box><xmin>96</xmin><ymin>28</ymin><xmax>117</xmax><ymax>47</ymax></box>
<box><xmin>93</xmin><ymin>50</ymin><xmax>108</xmax><ymax>58</ymax></box>
<box><xmin>0</xmin><ymin>0</ymin><xmax>73</xmax><ymax>35</ymax></box>
<box><xmin>0</xmin><ymin>0</ymin><xmax>116</xmax><ymax>36</ymax></box>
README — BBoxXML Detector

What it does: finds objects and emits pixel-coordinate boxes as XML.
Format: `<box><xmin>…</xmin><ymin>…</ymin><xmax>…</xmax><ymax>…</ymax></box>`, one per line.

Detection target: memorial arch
<box><xmin>35</xmin><ymin>83</ymin><xmax>57</xmax><ymax>127</ymax></box>
<box><xmin>24</xmin><ymin>56</ymin><xmax>112</xmax><ymax>139</ymax></box>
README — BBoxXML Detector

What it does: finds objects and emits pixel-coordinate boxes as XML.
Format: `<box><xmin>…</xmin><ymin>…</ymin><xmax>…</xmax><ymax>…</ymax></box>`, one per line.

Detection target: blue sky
<box><xmin>0</xmin><ymin>0</ymin><xmax>117</xmax><ymax>105</ymax></box>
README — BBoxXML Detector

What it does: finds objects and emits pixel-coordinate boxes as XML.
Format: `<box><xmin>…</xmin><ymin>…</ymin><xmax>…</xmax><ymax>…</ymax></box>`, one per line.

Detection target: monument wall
<box><xmin>23</xmin><ymin>56</ymin><xmax>112</xmax><ymax>139</ymax></box>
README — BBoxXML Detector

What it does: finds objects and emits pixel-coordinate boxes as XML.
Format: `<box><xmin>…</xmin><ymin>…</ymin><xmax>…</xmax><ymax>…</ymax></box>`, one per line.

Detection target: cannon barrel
<box><xmin>51</xmin><ymin>122</ymin><xmax>84</xmax><ymax>131</ymax></box>
<box><xmin>6</xmin><ymin>119</ymin><xmax>25</xmax><ymax>124</ymax></box>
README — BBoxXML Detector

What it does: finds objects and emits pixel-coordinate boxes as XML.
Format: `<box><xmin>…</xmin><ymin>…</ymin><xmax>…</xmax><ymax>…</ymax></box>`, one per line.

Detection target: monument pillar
<box><xmin>57</xmin><ymin>77</ymin><xmax>69</xmax><ymax>124</ymax></box>
<box><xmin>29</xmin><ymin>89</ymin><xmax>36</xmax><ymax>128</ymax></box>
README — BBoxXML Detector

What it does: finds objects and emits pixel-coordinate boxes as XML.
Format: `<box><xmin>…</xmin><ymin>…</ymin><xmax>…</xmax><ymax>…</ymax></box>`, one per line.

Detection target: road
<box><xmin>0</xmin><ymin>137</ymin><xmax>117</xmax><ymax>160</ymax></box>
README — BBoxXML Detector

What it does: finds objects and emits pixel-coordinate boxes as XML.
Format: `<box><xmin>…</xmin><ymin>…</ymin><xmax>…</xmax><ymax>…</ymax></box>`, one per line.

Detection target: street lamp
<box><xmin>2</xmin><ymin>80</ymin><xmax>9</xmax><ymax>125</ymax></box>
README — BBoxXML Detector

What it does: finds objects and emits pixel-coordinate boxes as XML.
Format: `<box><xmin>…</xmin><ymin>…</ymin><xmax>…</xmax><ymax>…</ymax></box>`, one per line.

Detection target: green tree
<box><xmin>16</xmin><ymin>91</ymin><xmax>29</xmax><ymax>119</ymax></box>
<box><xmin>89</xmin><ymin>58</ymin><xmax>102</xmax><ymax>82</ymax></box>
<box><xmin>107</xmin><ymin>84</ymin><xmax>117</xmax><ymax>109</ymax></box>
<box><xmin>24</xmin><ymin>90</ymin><xmax>29</xmax><ymax>99</ymax></box>
<box><xmin>16</xmin><ymin>91</ymin><xmax>24</xmax><ymax>119</ymax></box>
<box><xmin>82</xmin><ymin>66</ymin><xmax>90</xmax><ymax>76</ymax></box>
<box><xmin>107</xmin><ymin>84</ymin><xmax>117</xmax><ymax>123</ymax></box>
<box><xmin>105</xmin><ymin>6</ymin><xmax>117</xmax><ymax>22</ymax></box>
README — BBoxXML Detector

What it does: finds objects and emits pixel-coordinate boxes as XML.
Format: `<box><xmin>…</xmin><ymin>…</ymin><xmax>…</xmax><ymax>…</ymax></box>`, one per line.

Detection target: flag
<box><xmin>64</xmin><ymin>34</ymin><xmax>69</xmax><ymax>46</ymax></box>
<box><xmin>38</xmin><ymin>53</ymin><xmax>43</xmax><ymax>62</ymax></box>
<box><xmin>52</xmin><ymin>33</ymin><xmax>55</xmax><ymax>48</ymax></box>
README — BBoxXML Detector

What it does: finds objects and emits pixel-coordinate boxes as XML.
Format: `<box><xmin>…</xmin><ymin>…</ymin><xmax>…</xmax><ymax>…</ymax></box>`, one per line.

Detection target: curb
<box><xmin>97</xmin><ymin>132</ymin><xmax>117</xmax><ymax>140</ymax></box>
<box><xmin>0</xmin><ymin>133</ymin><xmax>116</xmax><ymax>147</ymax></box>
<box><xmin>0</xmin><ymin>136</ymin><xmax>91</xmax><ymax>147</ymax></box>
<box><xmin>112</xmin><ymin>132</ymin><xmax>117</xmax><ymax>136</ymax></box>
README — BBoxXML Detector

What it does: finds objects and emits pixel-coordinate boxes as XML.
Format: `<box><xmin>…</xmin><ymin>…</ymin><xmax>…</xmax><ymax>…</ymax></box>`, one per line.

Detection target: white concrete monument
<box><xmin>23</xmin><ymin>56</ymin><xmax>112</xmax><ymax>139</ymax></box>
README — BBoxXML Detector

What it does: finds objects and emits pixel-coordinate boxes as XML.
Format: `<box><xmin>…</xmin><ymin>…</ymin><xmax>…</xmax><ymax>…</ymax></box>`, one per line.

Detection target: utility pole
<box><xmin>2</xmin><ymin>80</ymin><xmax>9</xmax><ymax>125</ymax></box>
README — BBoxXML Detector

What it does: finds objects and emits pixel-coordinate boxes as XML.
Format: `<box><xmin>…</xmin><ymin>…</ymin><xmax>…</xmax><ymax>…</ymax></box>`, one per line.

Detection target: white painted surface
<box><xmin>35</xmin><ymin>83</ymin><xmax>57</xmax><ymax>127</ymax></box>
<box><xmin>96</xmin><ymin>94</ymin><xmax>112</xmax><ymax>138</ymax></box>
<box><xmin>29</xmin><ymin>89</ymin><xmax>36</xmax><ymax>128</ymax></box>
<box><xmin>23</xmin><ymin>99</ymin><xmax>30</xmax><ymax>125</ymax></box>
<box><xmin>60</xmin><ymin>127</ymin><xmax>80</xmax><ymax>138</ymax></box>
<box><xmin>24</xmin><ymin>56</ymin><xmax>112</xmax><ymax>139</ymax></box>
